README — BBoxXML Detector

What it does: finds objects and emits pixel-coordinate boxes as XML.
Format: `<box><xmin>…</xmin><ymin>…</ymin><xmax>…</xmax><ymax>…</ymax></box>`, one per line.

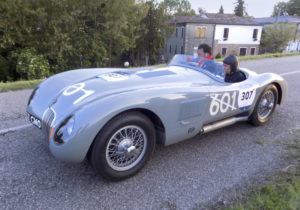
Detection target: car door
<box><xmin>204</xmin><ymin>77</ymin><xmax>260</xmax><ymax>124</ymax></box>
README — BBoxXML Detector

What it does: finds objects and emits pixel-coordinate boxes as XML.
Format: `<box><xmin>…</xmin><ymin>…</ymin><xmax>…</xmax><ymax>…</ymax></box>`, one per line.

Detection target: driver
<box><xmin>223</xmin><ymin>55</ymin><xmax>246</xmax><ymax>83</ymax></box>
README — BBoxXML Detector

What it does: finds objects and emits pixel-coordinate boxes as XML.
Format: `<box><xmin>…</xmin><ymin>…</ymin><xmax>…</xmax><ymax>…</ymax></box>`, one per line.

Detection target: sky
<box><xmin>188</xmin><ymin>0</ymin><xmax>289</xmax><ymax>18</ymax></box>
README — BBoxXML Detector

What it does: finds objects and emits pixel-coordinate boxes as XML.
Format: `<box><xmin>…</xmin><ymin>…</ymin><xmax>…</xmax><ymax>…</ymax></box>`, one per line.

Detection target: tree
<box><xmin>162</xmin><ymin>0</ymin><xmax>196</xmax><ymax>17</ymax></box>
<box><xmin>260</xmin><ymin>23</ymin><xmax>297</xmax><ymax>53</ymax></box>
<box><xmin>219</xmin><ymin>5</ymin><xmax>224</xmax><ymax>14</ymax></box>
<box><xmin>288</xmin><ymin>0</ymin><xmax>300</xmax><ymax>16</ymax></box>
<box><xmin>272</xmin><ymin>1</ymin><xmax>289</xmax><ymax>16</ymax></box>
<box><xmin>272</xmin><ymin>0</ymin><xmax>300</xmax><ymax>16</ymax></box>
<box><xmin>234</xmin><ymin>0</ymin><xmax>247</xmax><ymax>17</ymax></box>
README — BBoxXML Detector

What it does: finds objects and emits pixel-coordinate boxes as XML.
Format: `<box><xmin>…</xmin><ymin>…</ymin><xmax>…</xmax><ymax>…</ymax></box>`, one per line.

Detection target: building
<box><xmin>164</xmin><ymin>13</ymin><xmax>263</xmax><ymax>61</ymax></box>
<box><xmin>251</xmin><ymin>16</ymin><xmax>300</xmax><ymax>52</ymax></box>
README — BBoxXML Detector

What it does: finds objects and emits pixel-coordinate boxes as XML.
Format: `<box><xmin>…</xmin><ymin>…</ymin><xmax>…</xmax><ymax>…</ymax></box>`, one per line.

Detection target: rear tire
<box><xmin>250</xmin><ymin>84</ymin><xmax>278</xmax><ymax>126</ymax></box>
<box><xmin>89</xmin><ymin>111</ymin><xmax>156</xmax><ymax>181</ymax></box>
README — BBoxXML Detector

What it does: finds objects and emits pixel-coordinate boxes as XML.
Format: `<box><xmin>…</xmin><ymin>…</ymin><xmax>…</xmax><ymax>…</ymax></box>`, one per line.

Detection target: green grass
<box><xmin>228</xmin><ymin>134</ymin><xmax>300</xmax><ymax>210</ymax></box>
<box><xmin>0</xmin><ymin>79</ymin><xmax>44</xmax><ymax>92</ymax></box>
<box><xmin>215</xmin><ymin>52</ymin><xmax>300</xmax><ymax>62</ymax></box>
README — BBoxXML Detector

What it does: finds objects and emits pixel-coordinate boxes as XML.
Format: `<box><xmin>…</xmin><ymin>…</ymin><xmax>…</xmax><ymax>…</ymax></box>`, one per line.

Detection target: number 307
<box><xmin>241</xmin><ymin>90</ymin><xmax>253</xmax><ymax>101</ymax></box>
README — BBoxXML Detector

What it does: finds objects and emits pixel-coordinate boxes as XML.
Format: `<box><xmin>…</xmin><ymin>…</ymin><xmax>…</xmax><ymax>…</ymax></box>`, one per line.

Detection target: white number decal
<box><xmin>238</xmin><ymin>89</ymin><xmax>256</xmax><ymax>108</ymax></box>
<box><xmin>209</xmin><ymin>92</ymin><xmax>237</xmax><ymax>116</ymax></box>
<box><xmin>63</xmin><ymin>83</ymin><xmax>95</xmax><ymax>105</ymax></box>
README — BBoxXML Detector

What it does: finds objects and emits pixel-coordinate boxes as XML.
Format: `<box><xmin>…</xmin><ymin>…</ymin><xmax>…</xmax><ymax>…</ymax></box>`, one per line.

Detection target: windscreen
<box><xmin>168</xmin><ymin>54</ymin><xmax>225</xmax><ymax>81</ymax></box>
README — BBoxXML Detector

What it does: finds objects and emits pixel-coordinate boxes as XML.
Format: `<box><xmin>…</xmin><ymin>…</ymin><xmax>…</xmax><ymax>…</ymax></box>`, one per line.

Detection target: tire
<box><xmin>89</xmin><ymin>111</ymin><xmax>156</xmax><ymax>181</ymax></box>
<box><xmin>250</xmin><ymin>84</ymin><xmax>278</xmax><ymax>126</ymax></box>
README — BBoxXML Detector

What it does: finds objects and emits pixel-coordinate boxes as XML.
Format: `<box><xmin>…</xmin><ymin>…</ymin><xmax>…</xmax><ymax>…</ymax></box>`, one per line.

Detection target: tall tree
<box><xmin>234</xmin><ymin>0</ymin><xmax>247</xmax><ymax>17</ymax></box>
<box><xmin>272</xmin><ymin>1</ymin><xmax>289</xmax><ymax>16</ymax></box>
<box><xmin>162</xmin><ymin>0</ymin><xmax>196</xmax><ymax>17</ymax></box>
<box><xmin>260</xmin><ymin>23</ymin><xmax>297</xmax><ymax>53</ymax></box>
<box><xmin>219</xmin><ymin>5</ymin><xmax>224</xmax><ymax>14</ymax></box>
<box><xmin>288</xmin><ymin>0</ymin><xmax>300</xmax><ymax>16</ymax></box>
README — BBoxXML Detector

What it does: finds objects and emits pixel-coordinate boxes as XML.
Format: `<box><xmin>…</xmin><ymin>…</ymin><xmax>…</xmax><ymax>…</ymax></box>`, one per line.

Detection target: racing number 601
<box><xmin>209</xmin><ymin>92</ymin><xmax>237</xmax><ymax>116</ymax></box>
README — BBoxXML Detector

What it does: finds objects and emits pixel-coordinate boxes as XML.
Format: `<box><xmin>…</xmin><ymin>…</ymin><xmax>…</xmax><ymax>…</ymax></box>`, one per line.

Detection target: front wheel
<box><xmin>250</xmin><ymin>84</ymin><xmax>278</xmax><ymax>126</ymax></box>
<box><xmin>89</xmin><ymin>111</ymin><xmax>156</xmax><ymax>181</ymax></box>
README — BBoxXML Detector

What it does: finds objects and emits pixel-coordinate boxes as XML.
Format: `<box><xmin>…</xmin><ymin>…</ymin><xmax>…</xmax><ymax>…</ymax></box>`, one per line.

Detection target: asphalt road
<box><xmin>1</xmin><ymin>56</ymin><xmax>300</xmax><ymax>209</ymax></box>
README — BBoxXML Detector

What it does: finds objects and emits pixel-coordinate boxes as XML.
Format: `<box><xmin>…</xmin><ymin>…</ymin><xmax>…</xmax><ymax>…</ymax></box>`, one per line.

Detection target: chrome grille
<box><xmin>42</xmin><ymin>107</ymin><xmax>56</xmax><ymax>133</ymax></box>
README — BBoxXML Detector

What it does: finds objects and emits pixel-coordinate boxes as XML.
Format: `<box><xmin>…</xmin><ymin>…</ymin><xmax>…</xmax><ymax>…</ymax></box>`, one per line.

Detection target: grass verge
<box><xmin>215</xmin><ymin>52</ymin><xmax>300</xmax><ymax>62</ymax></box>
<box><xmin>228</xmin><ymin>133</ymin><xmax>300</xmax><ymax>210</ymax></box>
<box><xmin>0</xmin><ymin>79</ymin><xmax>43</xmax><ymax>92</ymax></box>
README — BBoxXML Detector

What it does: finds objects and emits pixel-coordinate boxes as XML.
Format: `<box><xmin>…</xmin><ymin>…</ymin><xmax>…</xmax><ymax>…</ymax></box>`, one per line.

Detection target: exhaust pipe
<box><xmin>202</xmin><ymin>116</ymin><xmax>248</xmax><ymax>134</ymax></box>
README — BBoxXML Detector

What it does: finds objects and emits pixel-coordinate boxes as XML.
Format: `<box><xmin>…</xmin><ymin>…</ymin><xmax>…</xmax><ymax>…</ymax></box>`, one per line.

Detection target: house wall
<box><xmin>213</xmin><ymin>44</ymin><xmax>260</xmax><ymax>57</ymax></box>
<box><xmin>164</xmin><ymin>24</ymin><xmax>186</xmax><ymax>62</ymax></box>
<box><xmin>214</xmin><ymin>25</ymin><xmax>262</xmax><ymax>45</ymax></box>
<box><xmin>184</xmin><ymin>23</ymin><xmax>215</xmax><ymax>57</ymax></box>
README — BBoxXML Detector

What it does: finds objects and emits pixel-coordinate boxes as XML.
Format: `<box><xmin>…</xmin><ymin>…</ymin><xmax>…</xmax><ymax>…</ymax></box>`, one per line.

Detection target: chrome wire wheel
<box><xmin>105</xmin><ymin>125</ymin><xmax>147</xmax><ymax>171</ymax></box>
<box><xmin>257</xmin><ymin>90</ymin><xmax>275</xmax><ymax>120</ymax></box>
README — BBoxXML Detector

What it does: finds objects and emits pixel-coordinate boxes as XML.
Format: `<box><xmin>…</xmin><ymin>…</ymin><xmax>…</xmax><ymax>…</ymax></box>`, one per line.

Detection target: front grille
<box><xmin>42</xmin><ymin>107</ymin><xmax>56</xmax><ymax>134</ymax></box>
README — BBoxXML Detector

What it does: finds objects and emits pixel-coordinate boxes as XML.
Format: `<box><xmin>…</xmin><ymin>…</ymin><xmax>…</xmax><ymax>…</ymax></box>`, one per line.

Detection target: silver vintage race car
<box><xmin>27</xmin><ymin>54</ymin><xmax>287</xmax><ymax>181</ymax></box>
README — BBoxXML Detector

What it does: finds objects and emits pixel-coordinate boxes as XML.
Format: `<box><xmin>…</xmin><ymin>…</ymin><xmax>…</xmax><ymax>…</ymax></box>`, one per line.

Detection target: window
<box><xmin>196</xmin><ymin>27</ymin><xmax>201</xmax><ymax>38</ymax></box>
<box><xmin>201</xmin><ymin>28</ymin><xmax>206</xmax><ymax>38</ymax></box>
<box><xmin>181</xmin><ymin>46</ymin><xmax>184</xmax><ymax>54</ymax></box>
<box><xmin>221</xmin><ymin>48</ymin><xmax>227</xmax><ymax>56</ymax></box>
<box><xmin>239</xmin><ymin>48</ymin><xmax>247</xmax><ymax>56</ymax></box>
<box><xmin>223</xmin><ymin>28</ymin><xmax>229</xmax><ymax>40</ymax></box>
<box><xmin>250</xmin><ymin>47</ymin><xmax>256</xmax><ymax>55</ymax></box>
<box><xmin>169</xmin><ymin>45</ymin><xmax>172</xmax><ymax>53</ymax></box>
<box><xmin>176</xmin><ymin>28</ymin><xmax>178</xmax><ymax>37</ymax></box>
<box><xmin>175</xmin><ymin>45</ymin><xmax>177</xmax><ymax>54</ymax></box>
<box><xmin>253</xmin><ymin>29</ymin><xmax>258</xmax><ymax>41</ymax></box>
<box><xmin>196</xmin><ymin>27</ymin><xmax>206</xmax><ymax>38</ymax></box>
<box><xmin>181</xmin><ymin>28</ymin><xmax>184</xmax><ymax>38</ymax></box>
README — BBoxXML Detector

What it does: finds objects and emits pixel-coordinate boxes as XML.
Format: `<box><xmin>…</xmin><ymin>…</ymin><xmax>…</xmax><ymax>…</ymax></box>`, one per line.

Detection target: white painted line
<box><xmin>280</xmin><ymin>70</ymin><xmax>300</xmax><ymax>76</ymax></box>
<box><xmin>0</xmin><ymin>123</ymin><xmax>32</xmax><ymax>135</ymax></box>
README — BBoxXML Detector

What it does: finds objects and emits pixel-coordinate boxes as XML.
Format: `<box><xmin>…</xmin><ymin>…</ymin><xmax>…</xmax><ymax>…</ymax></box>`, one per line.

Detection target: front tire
<box><xmin>250</xmin><ymin>84</ymin><xmax>278</xmax><ymax>126</ymax></box>
<box><xmin>89</xmin><ymin>111</ymin><xmax>156</xmax><ymax>181</ymax></box>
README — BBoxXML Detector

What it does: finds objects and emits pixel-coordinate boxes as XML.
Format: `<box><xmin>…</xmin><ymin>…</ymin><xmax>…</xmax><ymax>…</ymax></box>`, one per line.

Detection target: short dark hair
<box><xmin>198</xmin><ymin>44</ymin><xmax>212</xmax><ymax>55</ymax></box>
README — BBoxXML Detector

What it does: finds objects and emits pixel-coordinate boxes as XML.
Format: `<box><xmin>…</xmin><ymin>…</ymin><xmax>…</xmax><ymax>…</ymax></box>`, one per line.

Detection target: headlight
<box><xmin>54</xmin><ymin>116</ymin><xmax>75</xmax><ymax>144</ymax></box>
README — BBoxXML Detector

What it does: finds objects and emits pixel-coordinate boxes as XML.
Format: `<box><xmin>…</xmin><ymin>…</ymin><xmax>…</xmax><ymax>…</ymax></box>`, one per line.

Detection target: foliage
<box><xmin>215</xmin><ymin>52</ymin><xmax>221</xmax><ymax>59</ymax></box>
<box><xmin>234</xmin><ymin>0</ymin><xmax>248</xmax><ymax>17</ymax></box>
<box><xmin>272</xmin><ymin>0</ymin><xmax>300</xmax><ymax>16</ymax></box>
<box><xmin>219</xmin><ymin>5</ymin><xmax>224</xmax><ymax>14</ymax></box>
<box><xmin>161</xmin><ymin>0</ymin><xmax>196</xmax><ymax>17</ymax></box>
<box><xmin>260</xmin><ymin>23</ymin><xmax>297</xmax><ymax>53</ymax></box>
<box><xmin>13</xmin><ymin>48</ymin><xmax>49</xmax><ymax>80</ymax></box>
<box><xmin>0</xmin><ymin>0</ymin><xmax>176</xmax><ymax>81</ymax></box>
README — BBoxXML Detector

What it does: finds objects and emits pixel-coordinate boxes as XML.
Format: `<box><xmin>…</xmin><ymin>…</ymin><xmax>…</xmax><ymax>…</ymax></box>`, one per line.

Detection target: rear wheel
<box><xmin>250</xmin><ymin>84</ymin><xmax>278</xmax><ymax>126</ymax></box>
<box><xmin>89</xmin><ymin>111</ymin><xmax>156</xmax><ymax>181</ymax></box>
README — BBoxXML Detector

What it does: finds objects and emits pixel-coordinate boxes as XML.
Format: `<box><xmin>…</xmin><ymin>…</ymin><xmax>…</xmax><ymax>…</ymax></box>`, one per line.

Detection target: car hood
<box><xmin>27</xmin><ymin>65</ymin><xmax>210</xmax><ymax>120</ymax></box>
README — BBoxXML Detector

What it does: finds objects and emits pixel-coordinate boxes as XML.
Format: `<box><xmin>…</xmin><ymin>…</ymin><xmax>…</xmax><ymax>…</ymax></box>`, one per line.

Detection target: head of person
<box><xmin>198</xmin><ymin>44</ymin><xmax>212</xmax><ymax>58</ymax></box>
<box><xmin>223</xmin><ymin>54</ymin><xmax>238</xmax><ymax>75</ymax></box>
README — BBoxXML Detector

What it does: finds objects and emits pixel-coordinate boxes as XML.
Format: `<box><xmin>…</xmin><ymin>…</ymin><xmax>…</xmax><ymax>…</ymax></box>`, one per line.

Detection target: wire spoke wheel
<box><xmin>257</xmin><ymin>90</ymin><xmax>275</xmax><ymax>120</ymax></box>
<box><xmin>106</xmin><ymin>125</ymin><xmax>147</xmax><ymax>171</ymax></box>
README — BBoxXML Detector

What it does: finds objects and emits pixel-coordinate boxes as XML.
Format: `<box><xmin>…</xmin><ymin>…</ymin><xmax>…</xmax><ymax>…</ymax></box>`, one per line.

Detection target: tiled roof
<box><xmin>169</xmin><ymin>13</ymin><xmax>262</xmax><ymax>26</ymax></box>
<box><xmin>251</xmin><ymin>16</ymin><xmax>300</xmax><ymax>24</ymax></box>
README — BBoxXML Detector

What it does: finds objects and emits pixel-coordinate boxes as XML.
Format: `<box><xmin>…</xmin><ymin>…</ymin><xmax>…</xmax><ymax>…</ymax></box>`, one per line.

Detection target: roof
<box><xmin>251</xmin><ymin>16</ymin><xmax>300</xmax><ymax>24</ymax></box>
<box><xmin>169</xmin><ymin>13</ymin><xmax>262</xmax><ymax>26</ymax></box>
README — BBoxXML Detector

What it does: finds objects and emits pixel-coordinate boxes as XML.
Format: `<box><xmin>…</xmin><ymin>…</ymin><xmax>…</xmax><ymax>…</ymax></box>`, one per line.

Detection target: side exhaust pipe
<box><xmin>202</xmin><ymin>116</ymin><xmax>248</xmax><ymax>134</ymax></box>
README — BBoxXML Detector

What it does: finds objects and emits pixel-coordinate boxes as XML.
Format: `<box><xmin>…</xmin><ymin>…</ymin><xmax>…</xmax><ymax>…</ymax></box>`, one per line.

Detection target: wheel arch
<box><xmin>273</xmin><ymin>82</ymin><xmax>282</xmax><ymax>105</ymax></box>
<box><xmin>87</xmin><ymin>108</ymin><xmax>166</xmax><ymax>160</ymax></box>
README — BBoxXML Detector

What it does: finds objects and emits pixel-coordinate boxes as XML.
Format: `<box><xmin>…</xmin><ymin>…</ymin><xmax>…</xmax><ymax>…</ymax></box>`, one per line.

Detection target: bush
<box><xmin>15</xmin><ymin>48</ymin><xmax>49</xmax><ymax>80</ymax></box>
<box><xmin>215</xmin><ymin>52</ymin><xmax>222</xmax><ymax>59</ymax></box>
<box><xmin>0</xmin><ymin>55</ymin><xmax>10</xmax><ymax>82</ymax></box>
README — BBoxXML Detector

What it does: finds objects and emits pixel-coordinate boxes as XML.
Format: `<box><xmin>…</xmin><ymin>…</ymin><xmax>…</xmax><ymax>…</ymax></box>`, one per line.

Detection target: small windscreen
<box><xmin>168</xmin><ymin>54</ymin><xmax>225</xmax><ymax>81</ymax></box>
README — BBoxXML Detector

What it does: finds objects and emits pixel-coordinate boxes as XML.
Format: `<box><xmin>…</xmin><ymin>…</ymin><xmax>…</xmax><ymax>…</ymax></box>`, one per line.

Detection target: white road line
<box><xmin>280</xmin><ymin>70</ymin><xmax>300</xmax><ymax>76</ymax></box>
<box><xmin>0</xmin><ymin>123</ymin><xmax>32</xmax><ymax>135</ymax></box>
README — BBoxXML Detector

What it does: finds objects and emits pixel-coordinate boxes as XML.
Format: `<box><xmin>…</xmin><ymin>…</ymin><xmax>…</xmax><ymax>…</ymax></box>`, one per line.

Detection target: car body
<box><xmin>27</xmin><ymin>54</ymin><xmax>287</xmax><ymax>180</ymax></box>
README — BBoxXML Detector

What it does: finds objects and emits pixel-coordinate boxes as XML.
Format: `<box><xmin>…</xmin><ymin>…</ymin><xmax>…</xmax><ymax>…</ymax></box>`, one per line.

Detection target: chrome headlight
<box><xmin>54</xmin><ymin>116</ymin><xmax>75</xmax><ymax>144</ymax></box>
